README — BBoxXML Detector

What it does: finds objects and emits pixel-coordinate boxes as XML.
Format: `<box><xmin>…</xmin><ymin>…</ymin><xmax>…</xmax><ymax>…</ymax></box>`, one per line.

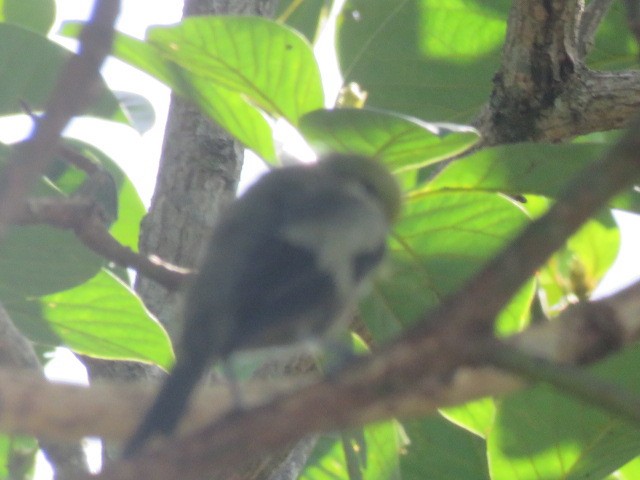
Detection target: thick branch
<box><xmin>538</xmin><ymin>70</ymin><xmax>640</xmax><ymax>140</ymax></box>
<box><xmin>0</xmin><ymin>278</ymin><xmax>614</xmax><ymax>480</ymax></box>
<box><xmin>1</xmin><ymin>278</ymin><xmax>638</xmax><ymax>445</ymax></box>
<box><xmin>476</xmin><ymin>0</ymin><xmax>640</xmax><ymax>145</ymax></box>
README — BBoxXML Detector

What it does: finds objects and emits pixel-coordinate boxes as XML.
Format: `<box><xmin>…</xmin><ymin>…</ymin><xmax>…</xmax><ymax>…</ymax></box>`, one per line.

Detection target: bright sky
<box><xmin>6</xmin><ymin>0</ymin><xmax>640</xmax><ymax>476</ymax></box>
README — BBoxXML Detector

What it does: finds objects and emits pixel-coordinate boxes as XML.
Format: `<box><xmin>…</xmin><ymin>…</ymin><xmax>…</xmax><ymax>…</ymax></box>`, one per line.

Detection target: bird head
<box><xmin>318</xmin><ymin>153</ymin><xmax>402</xmax><ymax>223</ymax></box>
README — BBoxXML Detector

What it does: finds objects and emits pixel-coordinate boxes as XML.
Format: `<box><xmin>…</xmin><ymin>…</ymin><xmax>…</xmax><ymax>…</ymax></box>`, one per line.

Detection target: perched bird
<box><xmin>122</xmin><ymin>153</ymin><xmax>401</xmax><ymax>457</ymax></box>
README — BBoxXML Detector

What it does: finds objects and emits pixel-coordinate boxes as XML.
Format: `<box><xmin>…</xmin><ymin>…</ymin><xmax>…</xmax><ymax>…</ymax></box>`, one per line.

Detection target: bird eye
<box><xmin>360</xmin><ymin>180</ymin><xmax>380</xmax><ymax>198</ymax></box>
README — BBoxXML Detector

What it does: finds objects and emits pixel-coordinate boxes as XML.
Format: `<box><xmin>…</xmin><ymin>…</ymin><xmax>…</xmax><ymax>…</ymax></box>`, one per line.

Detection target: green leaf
<box><xmin>38</xmin><ymin>270</ymin><xmax>174</xmax><ymax>369</ymax></box>
<box><xmin>427</xmin><ymin>142</ymin><xmax>640</xmax><ymax>214</ymax></box>
<box><xmin>617</xmin><ymin>457</ymin><xmax>640</xmax><ymax>479</ymax></box>
<box><xmin>0</xmin><ymin>23</ymin><xmax>130</xmax><ymax>125</ymax></box>
<box><xmin>0</xmin><ymin>225</ymin><xmax>103</xmax><ymax>299</ymax></box>
<box><xmin>299</xmin><ymin>108</ymin><xmax>479</xmax><ymax>173</ymax></box>
<box><xmin>277</xmin><ymin>0</ymin><xmax>333</xmax><ymax>42</ymax></box>
<box><xmin>147</xmin><ymin>16</ymin><xmax>324</xmax><ymax>125</ymax></box>
<box><xmin>488</xmin><ymin>345</ymin><xmax>640</xmax><ymax>480</ymax></box>
<box><xmin>440</xmin><ymin>397</ymin><xmax>497</xmax><ymax>439</ymax></box>
<box><xmin>60</xmin><ymin>22</ymin><xmax>277</xmax><ymax>161</ymax></box>
<box><xmin>362</xmin><ymin>191</ymin><xmax>529</xmax><ymax>340</ymax></box>
<box><xmin>337</xmin><ymin>0</ymin><xmax>508</xmax><ymax>121</ymax></box>
<box><xmin>429</xmin><ymin>143</ymin><xmax>605</xmax><ymax>196</ymax></box>
<box><xmin>1</xmin><ymin>0</ymin><xmax>55</xmax><ymax>34</ymax></box>
<box><xmin>301</xmin><ymin>421</ymin><xmax>402</xmax><ymax>480</ymax></box>
<box><xmin>401</xmin><ymin>415</ymin><xmax>490</xmax><ymax>480</ymax></box>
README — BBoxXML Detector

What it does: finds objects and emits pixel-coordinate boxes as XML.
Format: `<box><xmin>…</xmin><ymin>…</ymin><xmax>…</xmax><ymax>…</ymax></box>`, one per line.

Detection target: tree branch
<box><xmin>0</xmin><ymin>276</ymin><xmax>611</xmax><ymax>479</ymax></box>
<box><xmin>476</xmin><ymin>0</ymin><xmax>640</xmax><ymax>145</ymax></box>
<box><xmin>537</xmin><ymin>70</ymin><xmax>640</xmax><ymax>140</ymax></box>
<box><xmin>2</xmin><ymin>278</ymin><xmax>638</xmax><ymax>446</ymax></box>
<box><xmin>11</xmin><ymin>196</ymin><xmax>191</xmax><ymax>290</ymax></box>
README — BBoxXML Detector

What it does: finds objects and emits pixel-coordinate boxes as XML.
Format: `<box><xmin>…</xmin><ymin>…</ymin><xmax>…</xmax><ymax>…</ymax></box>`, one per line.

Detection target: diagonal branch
<box><xmin>78</xmin><ymin>281</ymin><xmax>640</xmax><ymax>480</ymax></box>
<box><xmin>12</xmin><ymin>196</ymin><xmax>191</xmax><ymax>290</ymax></box>
<box><xmin>0</xmin><ymin>277</ymin><xmax>639</xmax><ymax>479</ymax></box>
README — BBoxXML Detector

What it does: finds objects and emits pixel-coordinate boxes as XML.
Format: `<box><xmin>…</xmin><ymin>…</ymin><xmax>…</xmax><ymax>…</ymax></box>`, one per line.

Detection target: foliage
<box><xmin>0</xmin><ymin>0</ymin><xmax>638</xmax><ymax>479</ymax></box>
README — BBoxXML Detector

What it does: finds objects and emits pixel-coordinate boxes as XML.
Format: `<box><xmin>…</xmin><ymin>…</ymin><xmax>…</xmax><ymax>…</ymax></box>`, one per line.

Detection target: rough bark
<box><xmin>475</xmin><ymin>0</ymin><xmax>640</xmax><ymax>145</ymax></box>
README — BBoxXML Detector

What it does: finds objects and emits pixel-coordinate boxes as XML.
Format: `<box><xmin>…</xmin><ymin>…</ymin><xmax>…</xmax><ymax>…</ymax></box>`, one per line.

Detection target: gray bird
<box><xmin>122</xmin><ymin>153</ymin><xmax>401</xmax><ymax>457</ymax></box>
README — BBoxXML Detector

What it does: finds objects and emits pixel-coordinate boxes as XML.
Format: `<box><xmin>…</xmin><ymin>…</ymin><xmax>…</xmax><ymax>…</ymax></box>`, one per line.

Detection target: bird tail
<box><xmin>121</xmin><ymin>358</ymin><xmax>208</xmax><ymax>458</ymax></box>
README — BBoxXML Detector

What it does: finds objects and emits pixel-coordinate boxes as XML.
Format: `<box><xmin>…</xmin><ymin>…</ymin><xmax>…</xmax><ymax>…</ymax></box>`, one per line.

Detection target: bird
<box><xmin>122</xmin><ymin>153</ymin><xmax>401</xmax><ymax>457</ymax></box>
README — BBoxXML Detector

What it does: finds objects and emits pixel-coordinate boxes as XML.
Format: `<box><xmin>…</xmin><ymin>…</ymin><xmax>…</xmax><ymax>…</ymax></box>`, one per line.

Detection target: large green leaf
<box><xmin>299</xmin><ymin>108</ymin><xmax>479</xmax><ymax>173</ymax></box>
<box><xmin>401</xmin><ymin>415</ymin><xmax>490</xmax><ymax>480</ymax></box>
<box><xmin>337</xmin><ymin>0</ymin><xmax>508</xmax><ymax>121</ymax></box>
<box><xmin>0</xmin><ymin>0</ymin><xmax>55</xmax><ymax>34</ymax></box>
<box><xmin>488</xmin><ymin>345</ymin><xmax>640</xmax><ymax>480</ymax></box>
<box><xmin>36</xmin><ymin>270</ymin><xmax>173</xmax><ymax>368</ymax></box>
<box><xmin>427</xmin><ymin>143</ymin><xmax>624</xmax><ymax>307</ymax></box>
<box><xmin>0</xmin><ymin>139</ymin><xmax>147</xmax><ymax>349</ymax></box>
<box><xmin>617</xmin><ymin>457</ymin><xmax>640</xmax><ymax>479</ymax></box>
<box><xmin>119</xmin><ymin>15</ymin><xmax>325</xmax><ymax>161</ymax></box>
<box><xmin>440</xmin><ymin>397</ymin><xmax>497</xmax><ymax>439</ymax></box>
<box><xmin>118</xmin><ymin>29</ymin><xmax>277</xmax><ymax>161</ymax></box>
<box><xmin>428</xmin><ymin>143</ymin><xmax>640</xmax><ymax>214</ymax></box>
<box><xmin>0</xmin><ymin>224</ymin><xmax>103</xmax><ymax>299</ymax></box>
<box><xmin>0</xmin><ymin>218</ymin><xmax>103</xmax><ymax>346</ymax></box>
<box><xmin>146</xmin><ymin>16</ymin><xmax>324</xmax><ymax>125</ymax></box>
<box><xmin>362</xmin><ymin>191</ymin><xmax>530</xmax><ymax>341</ymax></box>
<box><xmin>59</xmin><ymin>22</ymin><xmax>283</xmax><ymax>161</ymax></box>
<box><xmin>0</xmin><ymin>23</ymin><xmax>130</xmax><ymax>125</ymax></box>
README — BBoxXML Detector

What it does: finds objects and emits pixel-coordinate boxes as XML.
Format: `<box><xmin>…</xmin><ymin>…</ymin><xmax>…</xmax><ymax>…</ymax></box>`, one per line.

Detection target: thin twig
<box><xmin>13</xmin><ymin>197</ymin><xmax>191</xmax><ymax>290</ymax></box>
